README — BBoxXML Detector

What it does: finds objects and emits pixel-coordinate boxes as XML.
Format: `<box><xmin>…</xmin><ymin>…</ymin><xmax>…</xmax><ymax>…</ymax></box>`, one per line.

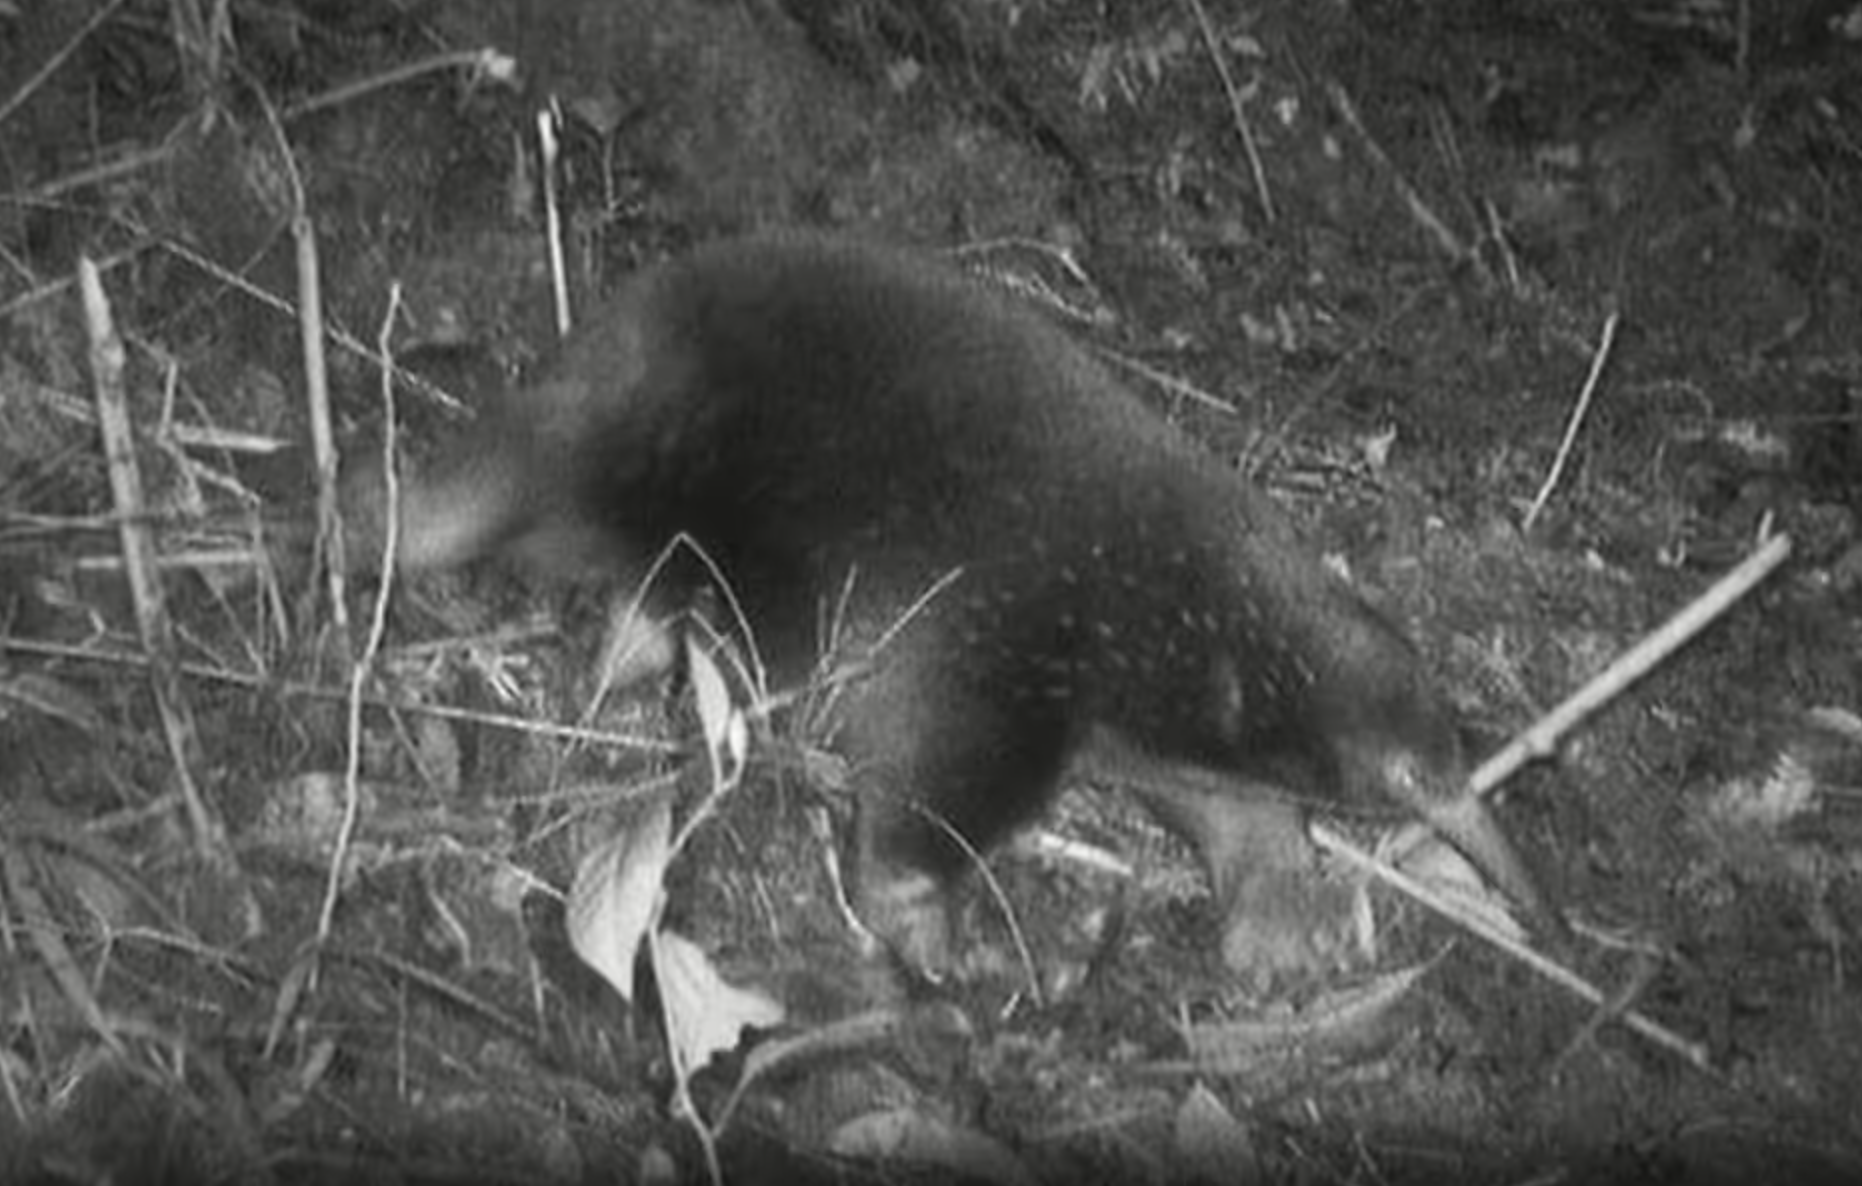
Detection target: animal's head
<box><xmin>1280</xmin><ymin>593</ymin><xmax>1463</xmax><ymax>804</ymax></box>
<box><xmin>336</xmin><ymin>379</ymin><xmax>625</xmax><ymax>581</ymax></box>
<box><xmin>1308</xmin><ymin>597</ymin><xmax>1563</xmax><ymax>933</ymax></box>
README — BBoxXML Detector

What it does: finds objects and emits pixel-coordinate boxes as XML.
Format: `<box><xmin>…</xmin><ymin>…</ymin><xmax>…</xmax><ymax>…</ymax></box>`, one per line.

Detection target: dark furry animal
<box><xmin>353</xmin><ymin>234</ymin><xmax>1556</xmax><ymax>978</ymax></box>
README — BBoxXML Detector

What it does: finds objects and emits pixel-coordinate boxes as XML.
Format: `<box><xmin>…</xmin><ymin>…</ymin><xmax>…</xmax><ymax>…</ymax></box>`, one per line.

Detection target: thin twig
<box><xmin>1524</xmin><ymin>310</ymin><xmax>1621</xmax><ymax>533</ymax></box>
<box><xmin>0</xmin><ymin>635</ymin><xmax>686</xmax><ymax>754</ymax></box>
<box><xmin>17</xmin><ymin>145</ymin><xmax>175</xmax><ymax>208</ymax></box>
<box><xmin>1387</xmin><ymin>532</ymin><xmax>1793</xmax><ymax>865</ymax></box>
<box><xmin>1310</xmin><ymin>823</ymin><xmax>1712</xmax><ymax>1071</ymax></box>
<box><xmin>247</xmin><ymin>85</ymin><xmax>351</xmax><ymax>646</ymax></box>
<box><xmin>1245</xmin><ymin>285</ymin><xmax>1431</xmax><ymax>475</ymax></box>
<box><xmin>0</xmin><ymin>0</ymin><xmax>132</xmax><ymax>129</ymax></box>
<box><xmin>296</xmin><ymin>211</ymin><xmax>347</xmax><ymax>639</ymax></box>
<box><xmin>1326</xmin><ymin>79</ymin><xmax>1468</xmax><ymax>263</ymax></box>
<box><xmin>317</xmin><ymin>286</ymin><xmax>407</xmax><ymax>946</ymax></box>
<box><xmin>1096</xmin><ymin>345</ymin><xmax>1239</xmax><ymax>414</ymax></box>
<box><xmin>155</xmin><ymin>237</ymin><xmax>465</xmax><ymax>414</ymax></box>
<box><xmin>1184</xmin><ymin>0</ymin><xmax>1274</xmax><ymax>224</ymax></box>
<box><xmin>1550</xmin><ymin>949</ymin><xmax>1663</xmax><ymax>1076</ymax></box>
<box><xmin>1483</xmin><ymin>197</ymin><xmax>1523</xmax><ymax>293</ymax></box>
<box><xmin>540</xmin><ymin>103</ymin><xmax>572</xmax><ymax>338</ymax></box>
<box><xmin>0</xmin><ymin>839</ymin><xmax>127</xmax><ymax>1055</ymax></box>
<box><xmin>279</xmin><ymin>48</ymin><xmax>516</xmax><ymax>122</ymax></box>
<box><xmin>1373</xmin><ymin>534</ymin><xmax>1793</xmax><ymax>1067</ymax></box>
<box><xmin>1470</xmin><ymin>532</ymin><xmax>1792</xmax><ymax>797</ymax></box>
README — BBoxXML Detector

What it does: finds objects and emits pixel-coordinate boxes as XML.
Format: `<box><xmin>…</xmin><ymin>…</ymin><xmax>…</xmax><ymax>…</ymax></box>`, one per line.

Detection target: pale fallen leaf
<box><xmin>655</xmin><ymin>930</ymin><xmax>784</xmax><ymax>1074</ymax></box>
<box><xmin>686</xmin><ymin>638</ymin><xmax>746</xmax><ymax>782</ymax></box>
<box><xmin>1179</xmin><ymin>962</ymin><xmax>1431</xmax><ymax>1073</ymax></box>
<box><xmin>566</xmin><ymin>795</ymin><xmax>673</xmax><ymax>1003</ymax></box>
<box><xmin>1175</xmin><ymin>1083</ymin><xmax>1262</xmax><ymax>1186</ymax></box>
<box><xmin>830</xmin><ymin>1108</ymin><xmax>1034</xmax><ymax>1186</ymax></box>
<box><xmin>1391</xmin><ymin>834</ymin><xmax>1528</xmax><ymax>944</ymax></box>
<box><xmin>719</xmin><ymin>1004</ymin><xmax>975</xmax><ymax>1130</ymax></box>
<box><xmin>1807</xmin><ymin>705</ymin><xmax>1862</xmax><ymax>741</ymax></box>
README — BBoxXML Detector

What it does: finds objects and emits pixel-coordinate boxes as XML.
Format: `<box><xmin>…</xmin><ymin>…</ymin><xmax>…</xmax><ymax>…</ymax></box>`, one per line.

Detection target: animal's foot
<box><xmin>1218</xmin><ymin>861</ymin><xmax>1361</xmax><ymax>991</ymax></box>
<box><xmin>855</xmin><ymin>866</ymin><xmax>958</xmax><ymax>986</ymax></box>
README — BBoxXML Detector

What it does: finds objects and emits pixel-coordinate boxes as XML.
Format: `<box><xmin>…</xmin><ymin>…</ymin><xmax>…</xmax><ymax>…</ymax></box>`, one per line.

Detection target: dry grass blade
<box><xmin>1172</xmin><ymin>962</ymin><xmax>1432</xmax><ymax>1075</ymax></box>
<box><xmin>1325</xmin><ymin>78</ymin><xmax>1469</xmax><ymax>265</ymax></box>
<box><xmin>78</xmin><ymin>256</ymin><xmax>228</xmax><ymax>862</ymax></box>
<box><xmin>0</xmin><ymin>837</ymin><xmax>125</xmax><ymax>1056</ymax></box>
<box><xmin>1524</xmin><ymin>309</ymin><xmax>1622</xmax><ymax>533</ymax></box>
<box><xmin>1184</xmin><ymin>0</ymin><xmax>1273</xmax><ymax>224</ymax></box>
<box><xmin>0</xmin><ymin>635</ymin><xmax>687</xmax><ymax>754</ymax></box>
<box><xmin>0</xmin><ymin>0</ymin><xmax>131</xmax><ymax>129</ymax></box>
<box><xmin>0</xmin><ymin>670</ymin><xmax>105</xmax><ymax>733</ymax></box>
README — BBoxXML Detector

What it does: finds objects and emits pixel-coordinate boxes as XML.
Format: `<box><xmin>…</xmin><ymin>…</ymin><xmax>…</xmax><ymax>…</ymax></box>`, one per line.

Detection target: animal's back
<box><xmin>550</xmin><ymin>238</ymin><xmax>1324</xmax><ymax>751</ymax></box>
<box><xmin>563</xmin><ymin>238</ymin><xmax>1219</xmax><ymax>618</ymax></box>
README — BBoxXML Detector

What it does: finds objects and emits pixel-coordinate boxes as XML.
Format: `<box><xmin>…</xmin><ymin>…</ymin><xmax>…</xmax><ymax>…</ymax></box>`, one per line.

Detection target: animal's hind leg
<box><xmin>840</xmin><ymin>652</ymin><xmax>1074</xmax><ymax>981</ymax></box>
<box><xmin>1202</xmin><ymin>799</ymin><xmax>1360</xmax><ymax>985</ymax></box>
<box><xmin>1093</xmin><ymin>743</ymin><xmax>1360</xmax><ymax>986</ymax></box>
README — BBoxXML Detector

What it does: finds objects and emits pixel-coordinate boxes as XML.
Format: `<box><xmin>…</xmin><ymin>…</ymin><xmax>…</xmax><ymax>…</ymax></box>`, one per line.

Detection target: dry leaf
<box><xmin>656</xmin><ymin>930</ymin><xmax>785</xmax><ymax>1074</ymax></box>
<box><xmin>1175</xmin><ymin>1083</ymin><xmax>1262</xmax><ymax>1185</ymax></box>
<box><xmin>566</xmin><ymin>795</ymin><xmax>673</xmax><ymax>1003</ymax></box>
<box><xmin>1391</xmin><ymin>834</ymin><xmax>1527</xmax><ymax>944</ymax></box>
<box><xmin>686</xmin><ymin>637</ymin><xmax>746</xmax><ymax>781</ymax></box>
<box><xmin>1181</xmin><ymin>962</ymin><xmax>1429</xmax><ymax>1073</ymax></box>
<box><xmin>830</xmin><ymin>1108</ymin><xmax>1034</xmax><ymax>1186</ymax></box>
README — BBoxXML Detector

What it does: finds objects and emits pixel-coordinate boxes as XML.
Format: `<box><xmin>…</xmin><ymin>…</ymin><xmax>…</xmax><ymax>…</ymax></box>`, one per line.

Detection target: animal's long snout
<box><xmin>338</xmin><ymin>443</ymin><xmax>523</xmax><ymax>574</ymax></box>
<box><xmin>1419</xmin><ymin>794</ymin><xmax>1567</xmax><ymax>940</ymax></box>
